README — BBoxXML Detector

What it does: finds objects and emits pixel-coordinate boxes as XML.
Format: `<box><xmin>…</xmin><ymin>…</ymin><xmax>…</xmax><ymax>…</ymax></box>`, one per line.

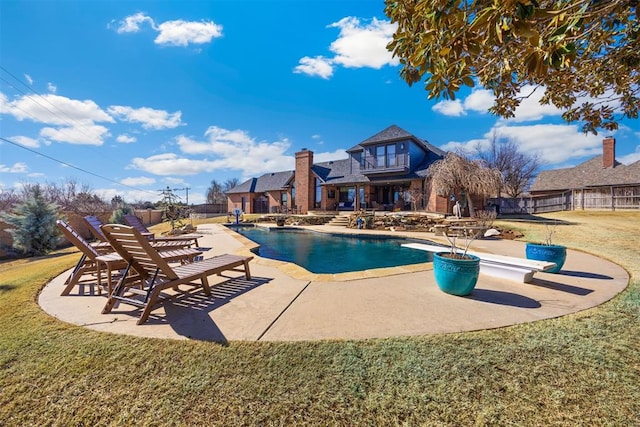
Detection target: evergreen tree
<box><xmin>1</xmin><ymin>185</ymin><xmax>60</xmax><ymax>256</ymax></box>
<box><xmin>109</xmin><ymin>201</ymin><xmax>132</xmax><ymax>224</ymax></box>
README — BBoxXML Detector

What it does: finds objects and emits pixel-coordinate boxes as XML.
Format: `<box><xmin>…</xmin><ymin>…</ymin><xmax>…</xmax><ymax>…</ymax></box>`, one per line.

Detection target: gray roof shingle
<box><xmin>227</xmin><ymin>171</ymin><xmax>293</xmax><ymax>194</ymax></box>
<box><xmin>347</xmin><ymin>124</ymin><xmax>446</xmax><ymax>157</ymax></box>
<box><xmin>531</xmin><ymin>156</ymin><xmax>640</xmax><ymax>192</ymax></box>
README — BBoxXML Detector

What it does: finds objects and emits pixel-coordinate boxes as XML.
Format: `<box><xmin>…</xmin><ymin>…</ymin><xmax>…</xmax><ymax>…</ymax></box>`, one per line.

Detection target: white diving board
<box><xmin>401</xmin><ymin>242</ymin><xmax>557</xmax><ymax>283</ymax></box>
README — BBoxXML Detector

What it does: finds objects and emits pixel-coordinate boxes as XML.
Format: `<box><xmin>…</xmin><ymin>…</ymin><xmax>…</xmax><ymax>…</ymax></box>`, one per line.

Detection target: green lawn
<box><xmin>1</xmin><ymin>211</ymin><xmax>639</xmax><ymax>425</ymax></box>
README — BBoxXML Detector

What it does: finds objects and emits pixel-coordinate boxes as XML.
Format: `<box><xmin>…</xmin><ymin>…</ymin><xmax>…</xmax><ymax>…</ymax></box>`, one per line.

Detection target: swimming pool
<box><xmin>228</xmin><ymin>225</ymin><xmax>438</xmax><ymax>274</ymax></box>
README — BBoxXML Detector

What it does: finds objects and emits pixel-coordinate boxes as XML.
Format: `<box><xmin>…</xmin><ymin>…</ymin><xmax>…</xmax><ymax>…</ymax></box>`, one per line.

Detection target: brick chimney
<box><xmin>603</xmin><ymin>137</ymin><xmax>615</xmax><ymax>168</ymax></box>
<box><xmin>295</xmin><ymin>149</ymin><xmax>314</xmax><ymax>214</ymax></box>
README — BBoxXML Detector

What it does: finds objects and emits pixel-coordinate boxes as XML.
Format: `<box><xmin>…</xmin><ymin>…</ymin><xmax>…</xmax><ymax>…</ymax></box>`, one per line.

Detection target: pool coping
<box><xmin>221</xmin><ymin>223</ymin><xmax>434</xmax><ymax>282</ymax></box>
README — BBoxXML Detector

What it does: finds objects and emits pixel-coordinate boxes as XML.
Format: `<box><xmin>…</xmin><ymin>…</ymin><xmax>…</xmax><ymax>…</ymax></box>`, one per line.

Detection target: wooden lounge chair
<box><xmin>123</xmin><ymin>214</ymin><xmax>202</xmax><ymax>247</ymax></box>
<box><xmin>101</xmin><ymin>224</ymin><xmax>253</xmax><ymax>325</ymax></box>
<box><xmin>83</xmin><ymin>215</ymin><xmax>194</xmax><ymax>251</ymax></box>
<box><xmin>56</xmin><ymin>220</ymin><xmax>127</xmax><ymax>296</ymax></box>
<box><xmin>57</xmin><ymin>220</ymin><xmax>203</xmax><ymax>296</ymax></box>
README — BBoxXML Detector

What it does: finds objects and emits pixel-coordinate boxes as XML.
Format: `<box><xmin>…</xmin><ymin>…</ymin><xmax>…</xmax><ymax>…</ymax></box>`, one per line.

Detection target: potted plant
<box><xmin>525</xmin><ymin>221</ymin><xmax>566</xmax><ymax>273</ymax></box>
<box><xmin>432</xmin><ymin>230</ymin><xmax>480</xmax><ymax>296</ymax></box>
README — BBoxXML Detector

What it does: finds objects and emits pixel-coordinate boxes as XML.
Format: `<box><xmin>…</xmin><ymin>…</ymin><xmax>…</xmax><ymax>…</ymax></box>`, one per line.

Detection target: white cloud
<box><xmin>439</xmin><ymin>138</ymin><xmax>488</xmax><ymax>155</ymax></box>
<box><xmin>11</xmin><ymin>135</ymin><xmax>40</xmax><ymax>148</ymax></box>
<box><xmin>295</xmin><ymin>16</ymin><xmax>398</xmax><ymax>78</ymax></box>
<box><xmin>155</xmin><ymin>19</ymin><xmax>223</xmax><ymax>47</ymax></box>
<box><xmin>432</xmin><ymin>85</ymin><xmax>564</xmax><ymax>122</ymax></box>
<box><xmin>116</xmin><ymin>134</ymin><xmax>137</xmax><ymax>143</ymax></box>
<box><xmin>0</xmin><ymin>162</ymin><xmax>28</xmax><ymax>173</ymax></box>
<box><xmin>113</xmin><ymin>12</ymin><xmax>155</xmax><ymax>33</ymax></box>
<box><xmin>329</xmin><ymin>17</ymin><xmax>399</xmax><ymax>69</ymax></box>
<box><xmin>163</xmin><ymin>177</ymin><xmax>187</xmax><ymax>186</ymax></box>
<box><xmin>112</xmin><ymin>13</ymin><xmax>223</xmax><ymax>47</ymax></box>
<box><xmin>294</xmin><ymin>56</ymin><xmax>334</xmax><ymax>79</ymax></box>
<box><xmin>314</xmin><ymin>149</ymin><xmax>348</xmax><ymax>163</ymax></box>
<box><xmin>503</xmin><ymin>85</ymin><xmax>563</xmax><ymax>123</ymax></box>
<box><xmin>432</xmin><ymin>87</ymin><xmax>495</xmax><ymax>117</ymax></box>
<box><xmin>24</xmin><ymin>74</ymin><xmax>33</xmax><ymax>85</ymax></box>
<box><xmin>440</xmin><ymin>123</ymin><xmax>604</xmax><ymax>165</ymax></box>
<box><xmin>108</xmin><ymin>105</ymin><xmax>182</xmax><ymax>130</ymax></box>
<box><xmin>40</xmin><ymin>124</ymin><xmax>110</xmax><ymax>146</ymax></box>
<box><xmin>1</xmin><ymin>93</ymin><xmax>113</xmax><ymax>126</ymax></box>
<box><xmin>464</xmin><ymin>88</ymin><xmax>495</xmax><ymax>112</ymax></box>
<box><xmin>432</xmin><ymin>99</ymin><xmax>465</xmax><ymax>117</ymax></box>
<box><xmin>47</xmin><ymin>82</ymin><xmax>57</xmax><ymax>93</ymax></box>
<box><xmin>0</xmin><ymin>93</ymin><xmax>114</xmax><ymax>145</ymax></box>
<box><xmin>131</xmin><ymin>126</ymin><xmax>294</xmax><ymax>178</ymax></box>
<box><xmin>619</xmin><ymin>146</ymin><xmax>640</xmax><ymax>165</ymax></box>
<box><xmin>120</xmin><ymin>176</ymin><xmax>156</xmax><ymax>186</ymax></box>
<box><xmin>130</xmin><ymin>153</ymin><xmax>219</xmax><ymax>176</ymax></box>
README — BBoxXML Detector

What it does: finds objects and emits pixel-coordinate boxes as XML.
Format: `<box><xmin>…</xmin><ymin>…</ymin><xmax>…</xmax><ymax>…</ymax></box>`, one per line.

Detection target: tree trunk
<box><xmin>465</xmin><ymin>193</ymin><xmax>476</xmax><ymax>217</ymax></box>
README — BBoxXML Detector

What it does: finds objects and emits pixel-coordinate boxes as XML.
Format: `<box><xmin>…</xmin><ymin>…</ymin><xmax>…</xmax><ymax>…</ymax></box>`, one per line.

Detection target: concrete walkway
<box><xmin>39</xmin><ymin>223</ymin><xmax>629</xmax><ymax>342</ymax></box>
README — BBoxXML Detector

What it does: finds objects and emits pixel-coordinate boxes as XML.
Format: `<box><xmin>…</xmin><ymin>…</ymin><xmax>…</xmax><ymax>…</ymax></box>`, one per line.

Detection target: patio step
<box><xmin>326</xmin><ymin>215</ymin><xmax>350</xmax><ymax>227</ymax></box>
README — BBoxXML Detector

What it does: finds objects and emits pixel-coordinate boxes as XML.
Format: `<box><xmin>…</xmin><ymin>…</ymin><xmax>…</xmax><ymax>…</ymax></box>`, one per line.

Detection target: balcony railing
<box><xmin>361</xmin><ymin>153</ymin><xmax>410</xmax><ymax>174</ymax></box>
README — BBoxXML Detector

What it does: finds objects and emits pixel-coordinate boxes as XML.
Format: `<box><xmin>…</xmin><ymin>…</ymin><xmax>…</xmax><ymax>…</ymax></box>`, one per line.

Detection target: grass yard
<box><xmin>1</xmin><ymin>211</ymin><xmax>639</xmax><ymax>425</ymax></box>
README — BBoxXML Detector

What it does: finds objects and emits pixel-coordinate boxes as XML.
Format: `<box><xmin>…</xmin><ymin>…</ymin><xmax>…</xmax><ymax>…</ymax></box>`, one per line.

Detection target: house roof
<box><xmin>227</xmin><ymin>125</ymin><xmax>446</xmax><ymax>193</ymax></box>
<box><xmin>314</xmin><ymin>158</ymin><xmax>369</xmax><ymax>185</ymax></box>
<box><xmin>530</xmin><ymin>156</ymin><xmax>640</xmax><ymax>192</ymax></box>
<box><xmin>346</xmin><ymin>124</ymin><xmax>446</xmax><ymax>157</ymax></box>
<box><xmin>226</xmin><ymin>170</ymin><xmax>294</xmax><ymax>194</ymax></box>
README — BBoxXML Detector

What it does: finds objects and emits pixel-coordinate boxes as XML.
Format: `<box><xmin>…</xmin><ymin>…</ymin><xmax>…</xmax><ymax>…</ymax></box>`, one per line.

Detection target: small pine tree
<box><xmin>109</xmin><ymin>202</ymin><xmax>132</xmax><ymax>224</ymax></box>
<box><xmin>1</xmin><ymin>185</ymin><xmax>60</xmax><ymax>256</ymax></box>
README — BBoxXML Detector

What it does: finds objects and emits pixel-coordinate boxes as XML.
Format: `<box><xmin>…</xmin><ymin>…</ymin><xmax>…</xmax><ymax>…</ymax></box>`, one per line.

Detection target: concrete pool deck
<box><xmin>39</xmin><ymin>223</ymin><xmax>629</xmax><ymax>342</ymax></box>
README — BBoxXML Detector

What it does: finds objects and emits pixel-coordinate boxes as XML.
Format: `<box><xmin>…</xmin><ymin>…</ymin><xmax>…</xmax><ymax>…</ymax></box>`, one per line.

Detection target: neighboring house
<box><xmin>226</xmin><ymin>125</ymin><xmax>454</xmax><ymax>214</ymax></box>
<box><xmin>530</xmin><ymin>137</ymin><xmax>640</xmax><ymax>210</ymax></box>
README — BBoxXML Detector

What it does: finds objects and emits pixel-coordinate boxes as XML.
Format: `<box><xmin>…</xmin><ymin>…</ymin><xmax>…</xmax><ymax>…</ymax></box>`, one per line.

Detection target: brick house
<box><xmin>530</xmin><ymin>137</ymin><xmax>640</xmax><ymax>210</ymax></box>
<box><xmin>226</xmin><ymin>125</ymin><xmax>456</xmax><ymax>214</ymax></box>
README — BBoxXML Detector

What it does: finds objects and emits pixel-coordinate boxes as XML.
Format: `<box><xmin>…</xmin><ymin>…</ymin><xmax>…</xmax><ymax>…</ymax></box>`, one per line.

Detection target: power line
<box><xmin>173</xmin><ymin>187</ymin><xmax>191</xmax><ymax>204</ymax></box>
<box><xmin>0</xmin><ymin>136</ymin><xmax>158</xmax><ymax>196</ymax></box>
<box><xmin>0</xmin><ymin>67</ymin><xmax>102</xmax><ymax>143</ymax></box>
<box><xmin>0</xmin><ymin>66</ymin><xmax>134</xmax><ymax>171</ymax></box>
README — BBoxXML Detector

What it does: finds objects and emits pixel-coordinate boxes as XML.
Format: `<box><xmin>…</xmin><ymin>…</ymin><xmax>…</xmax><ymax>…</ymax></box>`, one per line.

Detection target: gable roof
<box><xmin>346</xmin><ymin>124</ymin><xmax>446</xmax><ymax>157</ymax></box>
<box><xmin>226</xmin><ymin>171</ymin><xmax>294</xmax><ymax>194</ymax></box>
<box><xmin>531</xmin><ymin>156</ymin><xmax>640</xmax><ymax>192</ymax></box>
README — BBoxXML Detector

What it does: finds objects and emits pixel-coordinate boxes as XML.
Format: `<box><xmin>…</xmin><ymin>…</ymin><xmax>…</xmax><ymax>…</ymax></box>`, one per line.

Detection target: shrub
<box><xmin>1</xmin><ymin>184</ymin><xmax>60</xmax><ymax>256</ymax></box>
<box><xmin>109</xmin><ymin>203</ymin><xmax>133</xmax><ymax>224</ymax></box>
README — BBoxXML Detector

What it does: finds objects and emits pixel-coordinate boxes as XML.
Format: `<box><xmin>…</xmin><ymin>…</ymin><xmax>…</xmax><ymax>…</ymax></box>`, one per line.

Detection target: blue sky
<box><xmin>2</xmin><ymin>0</ymin><xmax>639</xmax><ymax>205</ymax></box>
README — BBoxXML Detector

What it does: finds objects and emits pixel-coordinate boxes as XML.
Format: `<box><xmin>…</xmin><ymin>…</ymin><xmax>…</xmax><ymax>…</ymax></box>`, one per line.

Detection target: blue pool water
<box><xmin>228</xmin><ymin>226</ymin><xmax>437</xmax><ymax>274</ymax></box>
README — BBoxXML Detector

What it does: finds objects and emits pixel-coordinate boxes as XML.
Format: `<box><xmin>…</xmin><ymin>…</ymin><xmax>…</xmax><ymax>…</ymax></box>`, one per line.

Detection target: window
<box><xmin>386</xmin><ymin>144</ymin><xmax>396</xmax><ymax>167</ymax></box>
<box><xmin>314</xmin><ymin>178</ymin><xmax>321</xmax><ymax>208</ymax></box>
<box><xmin>281</xmin><ymin>192</ymin><xmax>287</xmax><ymax>207</ymax></box>
<box><xmin>374</xmin><ymin>144</ymin><xmax>398</xmax><ymax>168</ymax></box>
<box><xmin>376</xmin><ymin>146</ymin><xmax>385</xmax><ymax>167</ymax></box>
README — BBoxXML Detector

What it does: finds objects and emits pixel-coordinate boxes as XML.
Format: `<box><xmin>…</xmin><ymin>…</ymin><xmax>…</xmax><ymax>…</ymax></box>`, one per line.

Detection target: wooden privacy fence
<box><xmin>490</xmin><ymin>185</ymin><xmax>640</xmax><ymax>214</ymax></box>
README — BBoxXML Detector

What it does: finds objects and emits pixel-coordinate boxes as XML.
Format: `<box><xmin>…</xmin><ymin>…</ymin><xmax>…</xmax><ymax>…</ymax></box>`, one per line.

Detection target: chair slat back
<box><xmin>123</xmin><ymin>214</ymin><xmax>151</xmax><ymax>235</ymax></box>
<box><xmin>56</xmin><ymin>220</ymin><xmax>100</xmax><ymax>260</ymax></box>
<box><xmin>84</xmin><ymin>215</ymin><xmax>107</xmax><ymax>242</ymax></box>
<box><xmin>101</xmin><ymin>224</ymin><xmax>179</xmax><ymax>281</ymax></box>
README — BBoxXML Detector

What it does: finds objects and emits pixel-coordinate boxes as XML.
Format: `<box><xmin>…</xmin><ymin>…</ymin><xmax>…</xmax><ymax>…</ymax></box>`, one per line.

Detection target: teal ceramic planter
<box><xmin>433</xmin><ymin>252</ymin><xmax>480</xmax><ymax>296</ymax></box>
<box><xmin>525</xmin><ymin>243</ymin><xmax>566</xmax><ymax>273</ymax></box>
